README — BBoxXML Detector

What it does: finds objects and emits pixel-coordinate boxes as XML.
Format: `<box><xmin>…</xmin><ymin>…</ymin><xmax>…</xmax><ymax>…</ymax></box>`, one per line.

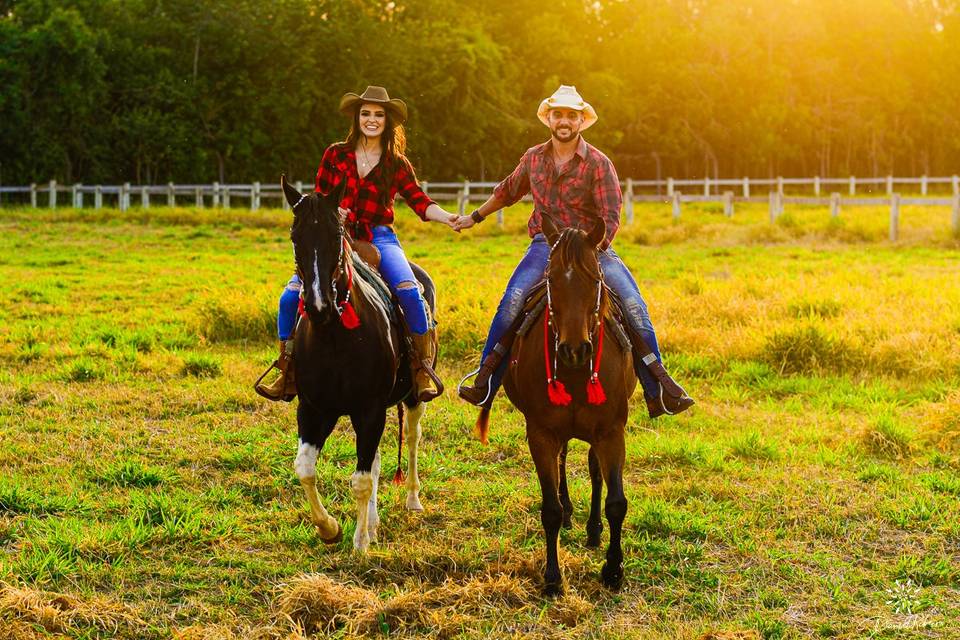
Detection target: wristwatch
<box><xmin>470</xmin><ymin>209</ymin><xmax>485</xmax><ymax>224</ymax></box>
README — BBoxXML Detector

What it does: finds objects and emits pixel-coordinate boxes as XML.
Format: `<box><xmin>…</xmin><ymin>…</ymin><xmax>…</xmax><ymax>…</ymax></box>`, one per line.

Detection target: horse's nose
<box><xmin>558</xmin><ymin>341</ymin><xmax>592</xmax><ymax>367</ymax></box>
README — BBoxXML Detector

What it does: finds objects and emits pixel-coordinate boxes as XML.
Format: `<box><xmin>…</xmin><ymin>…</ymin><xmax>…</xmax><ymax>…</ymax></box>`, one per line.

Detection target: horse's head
<box><xmin>543</xmin><ymin>216</ymin><xmax>606</xmax><ymax>369</ymax></box>
<box><xmin>282</xmin><ymin>175</ymin><xmax>345</xmax><ymax>325</ymax></box>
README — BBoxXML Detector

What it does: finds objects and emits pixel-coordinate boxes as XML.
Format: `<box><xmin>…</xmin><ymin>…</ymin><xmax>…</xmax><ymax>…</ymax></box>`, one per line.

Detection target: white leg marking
<box><xmin>367</xmin><ymin>449</ymin><xmax>381</xmax><ymax>543</ymax></box>
<box><xmin>351</xmin><ymin>471</ymin><xmax>374</xmax><ymax>552</ymax></box>
<box><xmin>405</xmin><ymin>402</ymin><xmax>425</xmax><ymax>511</ymax></box>
<box><xmin>294</xmin><ymin>440</ymin><xmax>320</xmax><ymax>480</ymax></box>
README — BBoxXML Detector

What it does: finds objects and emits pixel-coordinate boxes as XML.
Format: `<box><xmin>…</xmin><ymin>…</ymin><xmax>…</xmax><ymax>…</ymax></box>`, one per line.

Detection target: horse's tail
<box><xmin>473</xmin><ymin>405</ymin><xmax>491</xmax><ymax>446</ymax></box>
<box><xmin>392</xmin><ymin>402</ymin><xmax>405</xmax><ymax>485</ymax></box>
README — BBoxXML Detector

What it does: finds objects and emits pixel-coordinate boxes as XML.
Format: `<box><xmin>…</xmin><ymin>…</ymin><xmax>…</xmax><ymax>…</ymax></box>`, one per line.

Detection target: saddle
<box><xmin>512</xmin><ymin>280</ymin><xmax>631</xmax><ymax>351</ymax></box>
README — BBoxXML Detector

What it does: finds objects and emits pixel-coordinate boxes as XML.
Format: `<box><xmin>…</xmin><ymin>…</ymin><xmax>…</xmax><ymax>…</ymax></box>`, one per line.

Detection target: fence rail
<box><xmin>1</xmin><ymin>176</ymin><xmax>959</xmax><ymax>236</ymax></box>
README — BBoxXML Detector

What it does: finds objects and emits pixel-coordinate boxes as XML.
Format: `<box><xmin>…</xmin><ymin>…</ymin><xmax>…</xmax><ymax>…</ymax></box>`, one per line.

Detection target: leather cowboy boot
<box><xmin>458</xmin><ymin>343</ymin><xmax>508</xmax><ymax>407</ymax></box>
<box><xmin>408</xmin><ymin>308</ymin><xmax>444</xmax><ymax>402</ymax></box>
<box><xmin>628</xmin><ymin>332</ymin><xmax>694</xmax><ymax>418</ymax></box>
<box><xmin>254</xmin><ymin>339</ymin><xmax>297</xmax><ymax>402</ymax></box>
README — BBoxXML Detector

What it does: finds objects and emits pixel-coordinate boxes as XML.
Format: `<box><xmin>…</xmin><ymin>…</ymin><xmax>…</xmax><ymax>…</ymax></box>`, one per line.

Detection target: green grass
<box><xmin>0</xmin><ymin>203</ymin><xmax>958</xmax><ymax>638</ymax></box>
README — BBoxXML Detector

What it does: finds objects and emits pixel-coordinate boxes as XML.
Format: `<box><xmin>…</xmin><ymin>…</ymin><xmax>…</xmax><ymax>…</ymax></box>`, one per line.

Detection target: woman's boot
<box><xmin>407</xmin><ymin>313</ymin><xmax>443</xmax><ymax>402</ymax></box>
<box><xmin>254</xmin><ymin>339</ymin><xmax>297</xmax><ymax>402</ymax></box>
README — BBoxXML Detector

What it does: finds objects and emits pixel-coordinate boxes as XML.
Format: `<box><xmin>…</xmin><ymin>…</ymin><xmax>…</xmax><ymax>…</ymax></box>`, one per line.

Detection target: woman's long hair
<box><xmin>345</xmin><ymin>105</ymin><xmax>408</xmax><ymax>207</ymax></box>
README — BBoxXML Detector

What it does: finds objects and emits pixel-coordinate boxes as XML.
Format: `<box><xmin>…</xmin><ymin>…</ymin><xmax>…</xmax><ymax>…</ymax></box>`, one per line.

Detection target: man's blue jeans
<box><xmin>277</xmin><ymin>225</ymin><xmax>430</xmax><ymax>339</ymax></box>
<box><xmin>477</xmin><ymin>234</ymin><xmax>662</xmax><ymax>398</ymax></box>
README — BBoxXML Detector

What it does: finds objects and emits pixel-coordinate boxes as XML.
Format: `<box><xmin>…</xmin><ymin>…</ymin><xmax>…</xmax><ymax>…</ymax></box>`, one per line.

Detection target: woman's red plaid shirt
<box><xmin>314</xmin><ymin>143</ymin><xmax>435</xmax><ymax>241</ymax></box>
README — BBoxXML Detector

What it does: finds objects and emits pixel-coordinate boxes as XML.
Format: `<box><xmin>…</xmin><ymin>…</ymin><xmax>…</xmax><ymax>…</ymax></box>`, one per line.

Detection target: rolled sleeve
<box><xmin>593</xmin><ymin>157</ymin><xmax>622</xmax><ymax>249</ymax></box>
<box><xmin>396</xmin><ymin>159</ymin><xmax>435</xmax><ymax>220</ymax></box>
<box><xmin>493</xmin><ymin>151</ymin><xmax>532</xmax><ymax>207</ymax></box>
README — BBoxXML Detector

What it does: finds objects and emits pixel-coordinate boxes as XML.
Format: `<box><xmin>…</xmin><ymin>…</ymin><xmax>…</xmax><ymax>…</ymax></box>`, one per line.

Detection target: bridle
<box><xmin>543</xmin><ymin>233</ymin><xmax>607</xmax><ymax>405</ymax></box>
<box><xmin>293</xmin><ymin>194</ymin><xmax>360</xmax><ymax>329</ymax></box>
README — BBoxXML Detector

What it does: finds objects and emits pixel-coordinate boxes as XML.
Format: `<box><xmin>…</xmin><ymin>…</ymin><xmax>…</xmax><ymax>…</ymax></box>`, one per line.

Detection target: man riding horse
<box><xmin>455</xmin><ymin>85</ymin><xmax>694</xmax><ymax>418</ymax></box>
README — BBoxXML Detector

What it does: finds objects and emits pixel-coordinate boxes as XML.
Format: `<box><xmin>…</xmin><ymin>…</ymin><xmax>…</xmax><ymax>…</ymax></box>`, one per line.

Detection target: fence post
<box><xmin>889</xmin><ymin>193</ymin><xmax>900</xmax><ymax>242</ymax></box>
<box><xmin>952</xmin><ymin>194</ymin><xmax>960</xmax><ymax>235</ymax></box>
<box><xmin>953</xmin><ymin>175</ymin><xmax>959</xmax><ymax>197</ymax></box>
<box><xmin>672</xmin><ymin>191</ymin><xmax>681</xmax><ymax>220</ymax></box>
<box><xmin>223</xmin><ymin>185</ymin><xmax>231</xmax><ymax>208</ymax></box>
<box><xmin>625</xmin><ymin>178</ymin><xmax>634</xmax><ymax>224</ymax></box>
<box><xmin>704</xmin><ymin>176</ymin><xmax>710</xmax><ymax>196</ymax></box>
<box><xmin>768</xmin><ymin>190</ymin><xmax>777</xmax><ymax>223</ymax></box>
<box><xmin>72</xmin><ymin>183</ymin><xmax>81</xmax><ymax>208</ymax></box>
<box><xmin>141</xmin><ymin>185</ymin><xmax>149</xmax><ymax>208</ymax></box>
<box><xmin>119</xmin><ymin>183</ymin><xmax>128</xmax><ymax>212</ymax></box>
<box><xmin>886</xmin><ymin>175</ymin><xmax>893</xmax><ymax>196</ymax></box>
<box><xmin>30</xmin><ymin>183</ymin><xmax>37</xmax><ymax>208</ymax></box>
<box><xmin>742</xmin><ymin>176</ymin><xmax>750</xmax><ymax>198</ymax></box>
<box><xmin>723</xmin><ymin>191</ymin><xmax>733</xmax><ymax>217</ymax></box>
<box><xmin>830</xmin><ymin>192</ymin><xmax>840</xmax><ymax>218</ymax></box>
<box><xmin>421</xmin><ymin>180</ymin><xmax>429</xmax><ymax>196</ymax></box>
<box><xmin>666</xmin><ymin>177</ymin><xmax>674</xmax><ymax>197</ymax></box>
<box><xmin>921</xmin><ymin>175</ymin><xmax>928</xmax><ymax>196</ymax></box>
<box><xmin>212</xmin><ymin>182</ymin><xmax>220</xmax><ymax>207</ymax></box>
<box><xmin>814</xmin><ymin>176</ymin><xmax>821</xmax><ymax>196</ymax></box>
<box><xmin>167</xmin><ymin>182</ymin><xmax>175</xmax><ymax>207</ymax></box>
<box><xmin>195</xmin><ymin>186</ymin><xmax>203</xmax><ymax>208</ymax></box>
<box><xmin>777</xmin><ymin>176</ymin><xmax>784</xmax><ymax>196</ymax></box>
<box><xmin>463</xmin><ymin>179</ymin><xmax>471</xmax><ymax>210</ymax></box>
<box><xmin>457</xmin><ymin>190</ymin><xmax>466</xmax><ymax>215</ymax></box>
<box><xmin>253</xmin><ymin>182</ymin><xmax>261</xmax><ymax>211</ymax></box>
<box><xmin>124</xmin><ymin>183</ymin><xmax>132</xmax><ymax>211</ymax></box>
<box><xmin>95</xmin><ymin>185</ymin><xmax>102</xmax><ymax>209</ymax></box>
<box><xmin>849</xmin><ymin>176</ymin><xmax>856</xmax><ymax>195</ymax></box>
<box><xmin>49</xmin><ymin>180</ymin><xmax>57</xmax><ymax>208</ymax></box>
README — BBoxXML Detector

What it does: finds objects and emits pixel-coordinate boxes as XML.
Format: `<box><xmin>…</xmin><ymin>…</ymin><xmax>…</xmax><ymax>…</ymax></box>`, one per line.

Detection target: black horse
<box><xmin>282</xmin><ymin>176</ymin><xmax>432</xmax><ymax>551</ymax></box>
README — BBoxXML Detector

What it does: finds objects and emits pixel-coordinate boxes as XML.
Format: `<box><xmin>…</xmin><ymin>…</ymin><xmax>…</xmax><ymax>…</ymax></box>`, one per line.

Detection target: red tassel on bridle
<box><xmin>586</xmin><ymin>318</ymin><xmax>606</xmax><ymax>405</ymax></box>
<box><xmin>543</xmin><ymin>312</ymin><xmax>572</xmax><ymax>406</ymax></box>
<box><xmin>298</xmin><ymin>238</ymin><xmax>361</xmax><ymax>330</ymax></box>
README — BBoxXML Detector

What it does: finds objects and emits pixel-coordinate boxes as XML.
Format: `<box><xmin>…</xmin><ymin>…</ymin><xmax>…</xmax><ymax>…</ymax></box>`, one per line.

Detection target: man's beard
<box><xmin>551</xmin><ymin>126</ymin><xmax>578</xmax><ymax>142</ymax></box>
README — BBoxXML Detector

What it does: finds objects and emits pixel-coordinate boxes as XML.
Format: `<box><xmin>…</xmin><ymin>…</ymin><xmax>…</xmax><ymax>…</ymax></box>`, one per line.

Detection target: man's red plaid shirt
<box><xmin>315</xmin><ymin>142</ymin><xmax>435</xmax><ymax>241</ymax></box>
<box><xmin>493</xmin><ymin>137</ymin><xmax>622</xmax><ymax>249</ymax></box>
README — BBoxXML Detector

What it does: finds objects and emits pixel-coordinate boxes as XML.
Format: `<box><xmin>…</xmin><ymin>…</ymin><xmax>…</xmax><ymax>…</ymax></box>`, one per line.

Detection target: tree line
<box><xmin>2</xmin><ymin>0</ymin><xmax>958</xmax><ymax>186</ymax></box>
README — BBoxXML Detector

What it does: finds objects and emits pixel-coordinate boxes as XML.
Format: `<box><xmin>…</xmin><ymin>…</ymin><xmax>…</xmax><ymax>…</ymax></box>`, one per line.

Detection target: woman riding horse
<box><xmin>256</xmin><ymin>85</ymin><xmax>459</xmax><ymax>403</ymax></box>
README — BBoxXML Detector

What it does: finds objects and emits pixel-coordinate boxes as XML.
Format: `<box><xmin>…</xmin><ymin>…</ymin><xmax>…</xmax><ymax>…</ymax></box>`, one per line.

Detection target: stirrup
<box><xmin>457</xmin><ymin>367</ymin><xmax>493</xmax><ymax>406</ymax></box>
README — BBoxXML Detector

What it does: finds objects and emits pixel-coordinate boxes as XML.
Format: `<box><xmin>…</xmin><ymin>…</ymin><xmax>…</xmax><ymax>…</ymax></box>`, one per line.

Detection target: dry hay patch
<box><xmin>274</xmin><ymin>549</ymin><xmax>599</xmax><ymax>637</ymax></box>
<box><xmin>0</xmin><ymin>582</ymin><xmax>145</xmax><ymax>637</ymax></box>
<box><xmin>918</xmin><ymin>389</ymin><xmax>960</xmax><ymax>454</ymax></box>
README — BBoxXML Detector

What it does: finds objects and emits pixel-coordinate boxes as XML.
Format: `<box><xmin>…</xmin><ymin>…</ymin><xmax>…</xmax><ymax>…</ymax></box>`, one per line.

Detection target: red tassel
<box><xmin>339</xmin><ymin>301</ymin><xmax>360</xmax><ymax>329</ymax></box>
<box><xmin>548</xmin><ymin>380</ymin><xmax>572</xmax><ymax>406</ymax></box>
<box><xmin>392</xmin><ymin>468</ymin><xmax>405</xmax><ymax>485</ymax></box>
<box><xmin>297</xmin><ymin>297</ymin><xmax>306</xmax><ymax>319</ymax></box>
<box><xmin>586</xmin><ymin>378</ymin><xmax>606</xmax><ymax>405</ymax></box>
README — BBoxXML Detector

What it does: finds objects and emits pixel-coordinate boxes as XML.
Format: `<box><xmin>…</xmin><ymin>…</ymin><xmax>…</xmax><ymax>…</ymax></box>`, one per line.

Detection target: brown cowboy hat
<box><xmin>339</xmin><ymin>86</ymin><xmax>408</xmax><ymax>123</ymax></box>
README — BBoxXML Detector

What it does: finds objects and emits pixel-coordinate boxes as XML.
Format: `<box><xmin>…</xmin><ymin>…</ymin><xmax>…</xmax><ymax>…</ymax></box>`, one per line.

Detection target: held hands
<box><xmin>452</xmin><ymin>214</ymin><xmax>476</xmax><ymax>231</ymax></box>
<box><xmin>337</xmin><ymin>207</ymin><xmax>351</xmax><ymax>225</ymax></box>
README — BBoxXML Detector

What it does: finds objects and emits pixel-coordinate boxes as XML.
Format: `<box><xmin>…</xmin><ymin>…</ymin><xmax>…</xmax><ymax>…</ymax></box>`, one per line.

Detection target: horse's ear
<box><xmin>586</xmin><ymin>220</ymin><xmax>605</xmax><ymax>249</ymax></box>
<box><xmin>541</xmin><ymin>215</ymin><xmax>561</xmax><ymax>246</ymax></box>
<box><xmin>281</xmin><ymin>174</ymin><xmax>301</xmax><ymax>209</ymax></box>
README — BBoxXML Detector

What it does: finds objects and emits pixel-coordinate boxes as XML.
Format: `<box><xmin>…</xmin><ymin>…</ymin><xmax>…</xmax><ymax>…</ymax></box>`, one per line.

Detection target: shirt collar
<box><xmin>538</xmin><ymin>136</ymin><xmax>589</xmax><ymax>161</ymax></box>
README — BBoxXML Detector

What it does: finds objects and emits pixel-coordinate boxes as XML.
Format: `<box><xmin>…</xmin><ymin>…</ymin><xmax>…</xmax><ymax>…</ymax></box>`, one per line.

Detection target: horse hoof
<box><xmin>543</xmin><ymin>581</ymin><xmax>564</xmax><ymax>598</ymax></box>
<box><xmin>405</xmin><ymin>494</ymin><xmax>424</xmax><ymax>511</ymax></box>
<box><xmin>601</xmin><ymin>562</ymin><xmax>623</xmax><ymax>591</ymax></box>
<box><xmin>319</xmin><ymin>521</ymin><xmax>342</xmax><ymax>545</ymax></box>
<box><xmin>585</xmin><ymin>535</ymin><xmax>601</xmax><ymax>549</ymax></box>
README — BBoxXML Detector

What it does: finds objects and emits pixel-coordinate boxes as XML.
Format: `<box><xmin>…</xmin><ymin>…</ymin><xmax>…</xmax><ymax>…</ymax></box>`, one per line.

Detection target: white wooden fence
<box><xmin>2</xmin><ymin>176</ymin><xmax>959</xmax><ymax>236</ymax></box>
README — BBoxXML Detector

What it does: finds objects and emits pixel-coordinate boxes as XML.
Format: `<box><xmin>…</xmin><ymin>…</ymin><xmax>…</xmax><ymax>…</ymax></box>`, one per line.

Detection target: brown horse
<box><xmin>478</xmin><ymin>217</ymin><xmax>637</xmax><ymax>596</ymax></box>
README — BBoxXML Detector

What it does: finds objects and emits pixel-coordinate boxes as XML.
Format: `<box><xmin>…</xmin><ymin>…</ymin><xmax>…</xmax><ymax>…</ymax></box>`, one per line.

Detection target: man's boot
<box><xmin>408</xmin><ymin>313</ymin><xmax>444</xmax><ymax>402</ymax></box>
<box><xmin>457</xmin><ymin>343</ymin><xmax>508</xmax><ymax>407</ymax></box>
<box><xmin>254</xmin><ymin>339</ymin><xmax>297</xmax><ymax>402</ymax></box>
<box><xmin>629</xmin><ymin>334</ymin><xmax>694</xmax><ymax>418</ymax></box>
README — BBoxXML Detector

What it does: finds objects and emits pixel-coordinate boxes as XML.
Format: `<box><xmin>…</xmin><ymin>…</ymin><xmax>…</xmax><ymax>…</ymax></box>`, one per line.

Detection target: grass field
<box><xmin>1</xmin><ymin>202</ymin><xmax>959</xmax><ymax>639</ymax></box>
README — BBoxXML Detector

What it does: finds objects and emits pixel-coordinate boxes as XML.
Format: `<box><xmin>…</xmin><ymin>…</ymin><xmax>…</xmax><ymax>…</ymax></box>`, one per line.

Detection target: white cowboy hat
<box><xmin>537</xmin><ymin>85</ymin><xmax>598</xmax><ymax>131</ymax></box>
